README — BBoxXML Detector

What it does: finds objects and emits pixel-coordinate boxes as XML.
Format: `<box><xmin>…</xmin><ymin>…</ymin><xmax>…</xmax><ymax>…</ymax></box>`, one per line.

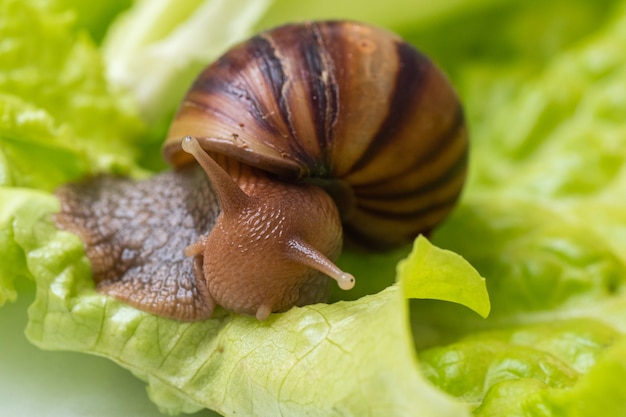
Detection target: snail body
<box><xmin>55</xmin><ymin>20</ymin><xmax>467</xmax><ymax>321</ymax></box>
<box><xmin>180</xmin><ymin>136</ymin><xmax>352</xmax><ymax>320</ymax></box>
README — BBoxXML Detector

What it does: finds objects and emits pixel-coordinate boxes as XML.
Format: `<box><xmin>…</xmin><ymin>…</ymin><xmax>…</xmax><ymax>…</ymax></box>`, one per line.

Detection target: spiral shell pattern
<box><xmin>164</xmin><ymin>20</ymin><xmax>468</xmax><ymax>248</ymax></box>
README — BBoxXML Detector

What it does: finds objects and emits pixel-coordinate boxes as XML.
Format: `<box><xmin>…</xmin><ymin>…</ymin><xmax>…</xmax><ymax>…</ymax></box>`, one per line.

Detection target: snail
<box><xmin>55</xmin><ymin>20</ymin><xmax>468</xmax><ymax>321</ymax></box>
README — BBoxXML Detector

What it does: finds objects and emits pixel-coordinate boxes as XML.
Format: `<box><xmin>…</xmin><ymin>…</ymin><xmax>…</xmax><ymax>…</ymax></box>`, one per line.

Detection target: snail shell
<box><xmin>164</xmin><ymin>20</ymin><xmax>468</xmax><ymax>248</ymax></box>
<box><xmin>55</xmin><ymin>20</ymin><xmax>467</xmax><ymax>322</ymax></box>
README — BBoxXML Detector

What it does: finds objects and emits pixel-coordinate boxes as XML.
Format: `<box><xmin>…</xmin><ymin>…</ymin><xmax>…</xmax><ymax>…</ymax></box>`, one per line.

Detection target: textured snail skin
<box><xmin>55</xmin><ymin>166</ymin><xmax>220</xmax><ymax>320</ymax></box>
<box><xmin>179</xmin><ymin>136</ymin><xmax>352</xmax><ymax>320</ymax></box>
<box><xmin>55</xmin><ymin>20</ymin><xmax>467</xmax><ymax>321</ymax></box>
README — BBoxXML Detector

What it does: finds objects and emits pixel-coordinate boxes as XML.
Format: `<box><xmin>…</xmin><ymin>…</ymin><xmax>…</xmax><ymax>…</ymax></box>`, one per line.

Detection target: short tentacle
<box><xmin>286</xmin><ymin>238</ymin><xmax>355</xmax><ymax>290</ymax></box>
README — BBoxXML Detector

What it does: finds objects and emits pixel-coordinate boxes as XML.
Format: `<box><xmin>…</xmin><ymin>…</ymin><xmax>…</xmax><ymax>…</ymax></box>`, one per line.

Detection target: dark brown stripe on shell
<box><xmin>355</xmin><ymin>196</ymin><xmax>459</xmax><ymax>224</ymax></box>
<box><xmin>261</xmin><ymin>25</ymin><xmax>331</xmax><ymax>169</ymax></box>
<box><xmin>307</xmin><ymin>22</ymin><xmax>339</xmax><ymax>172</ymax></box>
<box><xmin>345</xmin><ymin>41</ymin><xmax>431</xmax><ymax>175</ymax></box>
<box><xmin>342</xmin><ymin>218</ymin><xmax>435</xmax><ymax>249</ymax></box>
<box><xmin>353</xmin><ymin>102</ymin><xmax>466</xmax><ymax>191</ymax></box>
<box><xmin>251</xmin><ymin>33</ymin><xmax>322</xmax><ymax>168</ymax></box>
<box><xmin>250</xmin><ymin>36</ymin><xmax>288</xmax><ymax>113</ymax></box>
<box><xmin>341</xmin><ymin>222</ymin><xmax>390</xmax><ymax>248</ymax></box>
<box><xmin>274</xmin><ymin>22</ymin><xmax>339</xmax><ymax>174</ymax></box>
<box><xmin>353</xmin><ymin>127</ymin><xmax>468</xmax><ymax>200</ymax></box>
<box><xmin>190</xmin><ymin>37</ymin><xmax>283</xmax><ymax>139</ymax></box>
<box><xmin>355</xmin><ymin>144</ymin><xmax>467</xmax><ymax>201</ymax></box>
<box><xmin>420</xmin><ymin>103</ymin><xmax>467</xmax><ymax>167</ymax></box>
<box><xmin>256</xmin><ymin>33</ymin><xmax>301</xmax><ymax>153</ymax></box>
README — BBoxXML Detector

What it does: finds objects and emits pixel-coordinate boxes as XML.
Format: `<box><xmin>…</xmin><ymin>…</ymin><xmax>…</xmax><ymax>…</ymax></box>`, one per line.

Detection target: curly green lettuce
<box><xmin>0</xmin><ymin>1</ymin><xmax>145</xmax><ymax>189</ymax></box>
<box><xmin>1</xmin><ymin>1</ymin><xmax>488</xmax><ymax>416</ymax></box>
<box><xmin>0</xmin><ymin>0</ymin><xmax>144</xmax><ymax>307</ymax></box>
<box><xmin>22</xmin><ymin>211</ymin><xmax>484</xmax><ymax>415</ymax></box>
<box><xmin>102</xmin><ymin>0</ymin><xmax>274</xmax><ymax>124</ymax></box>
<box><xmin>2</xmin><ymin>0</ymin><xmax>626</xmax><ymax>415</ymax></box>
<box><xmin>420</xmin><ymin>2</ymin><xmax>626</xmax><ymax>415</ymax></box>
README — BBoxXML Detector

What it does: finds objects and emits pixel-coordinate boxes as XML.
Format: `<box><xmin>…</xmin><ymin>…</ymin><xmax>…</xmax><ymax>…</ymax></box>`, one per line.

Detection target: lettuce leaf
<box><xmin>402</xmin><ymin>0</ymin><xmax>625</xmax><ymax>149</ymax></box>
<box><xmin>21</xmin><ymin>194</ymin><xmax>483</xmax><ymax>415</ymax></box>
<box><xmin>415</xmin><ymin>2</ymin><xmax>626</xmax><ymax>414</ymax></box>
<box><xmin>1</xmin><ymin>1</ymin><xmax>489</xmax><ymax>416</ymax></box>
<box><xmin>3</xmin><ymin>0</ymin><xmax>626</xmax><ymax>415</ymax></box>
<box><xmin>434</xmin><ymin>0</ymin><xmax>626</xmax><ymax>316</ymax></box>
<box><xmin>56</xmin><ymin>0</ymin><xmax>133</xmax><ymax>43</ymax></box>
<box><xmin>102</xmin><ymin>0</ymin><xmax>274</xmax><ymax>124</ymax></box>
<box><xmin>0</xmin><ymin>278</ymin><xmax>210</xmax><ymax>417</ymax></box>
<box><xmin>0</xmin><ymin>0</ymin><xmax>145</xmax><ymax>191</ymax></box>
<box><xmin>0</xmin><ymin>188</ymin><xmax>31</xmax><ymax>305</ymax></box>
<box><xmin>400</xmin><ymin>236</ymin><xmax>490</xmax><ymax>319</ymax></box>
<box><xmin>0</xmin><ymin>0</ymin><xmax>145</xmax><ymax>307</ymax></box>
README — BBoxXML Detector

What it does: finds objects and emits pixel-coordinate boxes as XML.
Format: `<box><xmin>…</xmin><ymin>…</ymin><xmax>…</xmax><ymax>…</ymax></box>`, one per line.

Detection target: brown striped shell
<box><xmin>164</xmin><ymin>20</ymin><xmax>467</xmax><ymax>248</ymax></box>
<box><xmin>54</xmin><ymin>20</ymin><xmax>469</xmax><ymax>322</ymax></box>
